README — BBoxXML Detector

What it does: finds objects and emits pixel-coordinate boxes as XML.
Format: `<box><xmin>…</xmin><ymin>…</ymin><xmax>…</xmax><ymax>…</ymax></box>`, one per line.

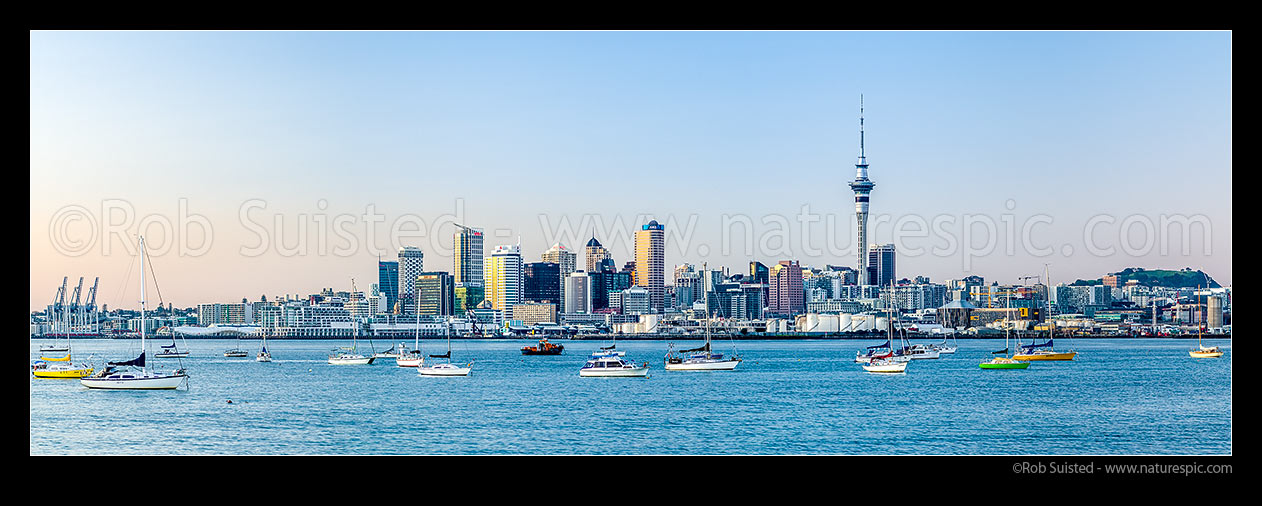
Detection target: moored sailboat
<box><xmin>397</xmin><ymin>310</ymin><xmax>425</xmax><ymax>367</ymax></box>
<box><xmin>862</xmin><ymin>300</ymin><xmax>909</xmax><ymax>374</ymax></box>
<box><xmin>80</xmin><ymin>236</ymin><xmax>188</xmax><ymax>390</ymax></box>
<box><xmin>664</xmin><ymin>293</ymin><xmax>740</xmax><ymax>371</ymax></box>
<box><xmin>1189</xmin><ymin>285</ymin><xmax>1224</xmax><ymax>358</ymax></box>
<box><xmin>981</xmin><ymin>298</ymin><xmax>1029</xmax><ymax>369</ymax></box>
<box><xmin>417</xmin><ymin>329</ymin><xmax>471</xmax><ymax>376</ymax></box>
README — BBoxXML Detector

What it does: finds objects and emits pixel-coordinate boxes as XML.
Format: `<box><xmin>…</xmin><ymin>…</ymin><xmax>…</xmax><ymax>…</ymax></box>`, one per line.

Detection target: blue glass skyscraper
<box><xmin>378</xmin><ymin>260</ymin><xmax>399</xmax><ymax>314</ymax></box>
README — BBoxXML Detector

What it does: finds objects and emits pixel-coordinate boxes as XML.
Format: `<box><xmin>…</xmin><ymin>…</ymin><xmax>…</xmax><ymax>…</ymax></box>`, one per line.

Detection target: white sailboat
<box><xmin>664</xmin><ymin>263</ymin><xmax>741</xmax><ymax>371</ymax></box>
<box><xmin>417</xmin><ymin>328</ymin><xmax>471</xmax><ymax>376</ymax></box>
<box><xmin>81</xmin><ymin>236</ymin><xmax>188</xmax><ymax>390</ymax></box>
<box><xmin>396</xmin><ymin>310</ymin><xmax>425</xmax><ymax>367</ymax></box>
<box><xmin>930</xmin><ymin>333</ymin><xmax>958</xmax><ymax>354</ymax></box>
<box><xmin>664</xmin><ymin>302</ymin><xmax>741</xmax><ymax>370</ymax></box>
<box><xmin>256</xmin><ymin>331</ymin><xmax>272</xmax><ymax>362</ymax></box>
<box><xmin>863</xmin><ymin>291</ymin><xmax>908</xmax><ymax>373</ymax></box>
<box><xmin>328</xmin><ymin>321</ymin><xmax>374</xmax><ymax>365</ymax></box>
<box><xmin>154</xmin><ymin>330</ymin><xmax>190</xmax><ymax>358</ymax></box>
<box><xmin>224</xmin><ymin>336</ymin><xmax>248</xmax><ymax>357</ymax></box>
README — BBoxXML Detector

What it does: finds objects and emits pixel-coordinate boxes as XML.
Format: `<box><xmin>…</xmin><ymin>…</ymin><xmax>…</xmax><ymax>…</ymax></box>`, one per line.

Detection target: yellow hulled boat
<box><xmin>32</xmin><ymin>360</ymin><xmax>94</xmax><ymax>378</ymax></box>
<box><xmin>1011</xmin><ymin>337</ymin><xmax>1076</xmax><ymax>361</ymax></box>
<box><xmin>1011</xmin><ymin>349</ymin><xmax>1077</xmax><ymax>361</ymax></box>
<box><xmin>1188</xmin><ymin>285</ymin><xmax>1224</xmax><ymax>358</ymax></box>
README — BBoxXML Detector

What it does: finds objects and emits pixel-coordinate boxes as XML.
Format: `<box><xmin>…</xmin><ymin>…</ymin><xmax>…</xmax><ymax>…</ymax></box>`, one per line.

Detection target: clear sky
<box><xmin>30</xmin><ymin>31</ymin><xmax>1232</xmax><ymax>310</ymax></box>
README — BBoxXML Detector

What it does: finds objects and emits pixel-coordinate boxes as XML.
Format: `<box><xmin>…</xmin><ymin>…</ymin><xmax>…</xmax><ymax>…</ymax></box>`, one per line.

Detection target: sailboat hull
<box><xmin>1189</xmin><ymin>350</ymin><xmax>1224</xmax><ymax>358</ymax></box>
<box><xmin>1011</xmin><ymin>351</ymin><xmax>1076</xmax><ymax>361</ymax></box>
<box><xmin>328</xmin><ymin>356</ymin><xmax>374</xmax><ymax>365</ymax></box>
<box><xmin>664</xmin><ymin>359</ymin><xmax>740</xmax><ymax>371</ymax></box>
<box><xmin>80</xmin><ymin>373</ymin><xmax>186</xmax><ymax>390</ymax></box>
<box><xmin>396</xmin><ymin>356</ymin><xmax>424</xmax><ymax>367</ymax></box>
<box><xmin>418</xmin><ymin>364</ymin><xmax>471</xmax><ymax>376</ymax></box>
<box><xmin>154</xmin><ymin>353</ymin><xmax>189</xmax><ymax>358</ymax></box>
<box><xmin>862</xmin><ymin>362</ymin><xmax>908</xmax><ymax>373</ymax></box>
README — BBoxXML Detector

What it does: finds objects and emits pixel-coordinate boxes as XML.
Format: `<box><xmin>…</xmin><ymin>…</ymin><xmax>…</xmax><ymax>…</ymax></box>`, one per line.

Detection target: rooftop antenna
<box><xmin>859</xmin><ymin>94</ymin><xmax>866</xmax><ymax>163</ymax></box>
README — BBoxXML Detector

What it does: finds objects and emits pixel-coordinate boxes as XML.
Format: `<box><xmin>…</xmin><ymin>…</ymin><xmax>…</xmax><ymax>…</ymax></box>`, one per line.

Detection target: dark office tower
<box><xmin>378</xmin><ymin>260</ymin><xmax>399</xmax><ymax>314</ymax></box>
<box><xmin>416</xmin><ymin>271</ymin><xmax>454</xmax><ymax>316</ymax></box>
<box><xmin>749</xmin><ymin>261</ymin><xmax>769</xmax><ymax>284</ymax></box>
<box><xmin>590</xmin><ymin>270</ymin><xmax>634</xmax><ymax>312</ymax></box>
<box><xmin>524</xmin><ymin>262</ymin><xmax>562</xmax><ymax>304</ymax></box>
<box><xmin>867</xmin><ymin>244</ymin><xmax>896</xmax><ymax>288</ymax></box>
<box><xmin>622</xmin><ymin>261</ymin><xmax>637</xmax><ymax>287</ymax></box>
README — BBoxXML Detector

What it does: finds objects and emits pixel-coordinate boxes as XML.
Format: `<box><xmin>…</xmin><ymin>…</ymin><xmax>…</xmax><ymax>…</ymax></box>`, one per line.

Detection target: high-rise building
<box><xmin>454</xmin><ymin>283</ymin><xmax>484</xmax><ymax>314</ymax></box>
<box><xmin>454</xmin><ymin>224</ymin><xmax>484</xmax><ymax>286</ymax></box>
<box><xmin>847</xmin><ymin>97</ymin><xmax>875</xmax><ymax>286</ymax></box>
<box><xmin>584</xmin><ymin>236</ymin><xmax>611</xmax><ymax>274</ymax></box>
<box><xmin>523</xmin><ymin>262</ymin><xmax>561</xmax><ymax>304</ymax></box>
<box><xmin>749</xmin><ymin>261</ymin><xmax>769</xmax><ymax>285</ymax></box>
<box><xmin>377</xmin><ymin>260</ymin><xmax>399</xmax><ymax>314</ymax></box>
<box><xmin>621</xmin><ymin>286</ymin><xmax>651</xmax><ymax>315</ymax></box>
<box><xmin>634</xmin><ymin>220</ymin><xmax>665</xmax><ymax>311</ymax></box>
<box><xmin>589</xmin><ymin>270</ymin><xmax>633</xmax><ymax>312</ymax></box>
<box><xmin>565</xmin><ymin>271</ymin><xmax>592</xmax><ymax>314</ymax></box>
<box><xmin>542</xmin><ymin>243</ymin><xmax>576</xmax><ymax>311</ymax></box>
<box><xmin>867</xmin><ymin>244</ymin><xmax>896</xmax><ymax>288</ymax></box>
<box><xmin>397</xmin><ymin>246</ymin><xmax>425</xmax><ymax>315</ymax></box>
<box><xmin>622</xmin><ymin>261</ymin><xmax>637</xmax><ymax>286</ymax></box>
<box><xmin>484</xmin><ymin>244</ymin><xmax>523</xmax><ymax>313</ymax></box>
<box><xmin>416</xmin><ymin>271</ymin><xmax>454</xmax><ymax>316</ymax></box>
<box><xmin>768</xmin><ymin>260</ymin><xmax>804</xmax><ymax>316</ymax></box>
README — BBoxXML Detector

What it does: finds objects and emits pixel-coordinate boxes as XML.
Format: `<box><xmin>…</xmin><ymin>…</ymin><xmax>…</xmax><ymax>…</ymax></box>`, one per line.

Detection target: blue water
<box><xmin>29</xmin><ymin>338</ymin><xmax>1231</xmax><ymax>455</ymax></box>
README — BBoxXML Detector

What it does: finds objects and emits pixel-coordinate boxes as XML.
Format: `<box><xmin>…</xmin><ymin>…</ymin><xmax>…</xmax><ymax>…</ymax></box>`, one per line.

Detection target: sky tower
<box><xmin>847</xmin><ymin>96</ymin><xmax>874</xmax><ymax>286</ymax></box>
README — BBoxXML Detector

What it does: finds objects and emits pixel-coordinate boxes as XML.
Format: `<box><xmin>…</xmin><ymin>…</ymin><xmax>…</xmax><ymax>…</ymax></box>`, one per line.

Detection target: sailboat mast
<box><xmin>139</xmin><ymin>235</ymin><xmax>147</xmax><ymax>369</ymax></box>
<box><xmin>1197</xmin><ymin>284</ymin><xmax>1203</xmax><ymax>346</ymax></box>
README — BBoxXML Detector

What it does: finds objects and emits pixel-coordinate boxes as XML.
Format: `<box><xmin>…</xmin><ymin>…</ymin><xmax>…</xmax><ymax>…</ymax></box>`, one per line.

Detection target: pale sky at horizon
<box><xmin>30</xmin><ymin>30</ymin><xmax>1232</xmax><ymax>311</ymax></box>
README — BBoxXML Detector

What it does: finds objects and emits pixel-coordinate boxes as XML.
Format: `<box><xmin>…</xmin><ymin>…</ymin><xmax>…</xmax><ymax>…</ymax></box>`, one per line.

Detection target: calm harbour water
<box><xmin>29</xmin><ymin>338</ymin><xmax>1231</xmax><ymax>455</ymax></box>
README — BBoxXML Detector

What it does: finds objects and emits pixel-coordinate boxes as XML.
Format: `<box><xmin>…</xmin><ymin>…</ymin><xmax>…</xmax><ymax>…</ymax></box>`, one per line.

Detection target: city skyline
<box><xmin>30</xmin><ymin>31</ymin><xmax>1232</xmax><ymax>310</ymax></box>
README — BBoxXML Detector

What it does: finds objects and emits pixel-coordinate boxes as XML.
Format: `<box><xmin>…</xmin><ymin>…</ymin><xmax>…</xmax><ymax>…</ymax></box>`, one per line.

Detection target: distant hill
<box><xmin>1069</xmin><ymin>267</ymin><xmax>1220</xmax><ymax>288</ymax></box>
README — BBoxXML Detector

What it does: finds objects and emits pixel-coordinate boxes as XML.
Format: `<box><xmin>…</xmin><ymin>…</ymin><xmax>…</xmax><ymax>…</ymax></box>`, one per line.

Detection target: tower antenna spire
<box><xmin>859</xmin><ymin>94</ymin><xmax>866</xmax><ymax>163</ymax></box>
